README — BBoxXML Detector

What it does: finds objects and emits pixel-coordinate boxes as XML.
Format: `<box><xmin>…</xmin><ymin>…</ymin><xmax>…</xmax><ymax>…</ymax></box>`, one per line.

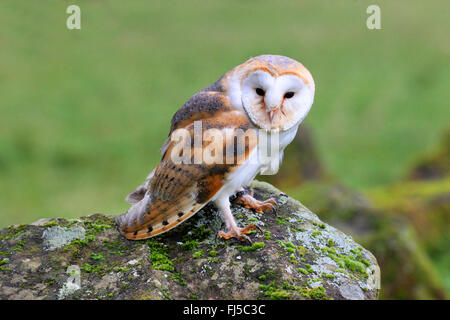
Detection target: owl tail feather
<box><xmin>125</xmin><ymin>169</ymin><xmax>155</xmax><ymax>204</ymax></box>
<box><xmin>115</xmin><ymin>192</ymin><xmax>205</xmax><ymax>241</ymax></box>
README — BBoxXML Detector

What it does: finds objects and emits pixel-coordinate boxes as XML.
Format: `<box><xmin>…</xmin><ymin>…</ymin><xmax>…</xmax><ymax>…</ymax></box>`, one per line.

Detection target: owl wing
<box><xmin>124</xmin><ymin>81</ymin><xmax>226</xmax><ymax>204</ymax></box>
<box><xmin>116</xmin><ymin>91</ymin><xmax>257</xmax><ymax>240</ymax></box>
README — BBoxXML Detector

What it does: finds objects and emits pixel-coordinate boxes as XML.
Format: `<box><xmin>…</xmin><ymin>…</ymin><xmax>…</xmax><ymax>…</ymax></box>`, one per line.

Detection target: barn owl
<box><xmin>116</xmin><ymin>55</ymin><xmax>315</xmax><ymax>242</ymax></box>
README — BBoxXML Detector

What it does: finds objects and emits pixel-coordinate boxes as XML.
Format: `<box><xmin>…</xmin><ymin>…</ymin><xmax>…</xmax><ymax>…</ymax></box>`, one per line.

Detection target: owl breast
<box><xmin>211</xmin><ymin>125</ymin><xmax>299</xmax><ymax>202</ymax></box>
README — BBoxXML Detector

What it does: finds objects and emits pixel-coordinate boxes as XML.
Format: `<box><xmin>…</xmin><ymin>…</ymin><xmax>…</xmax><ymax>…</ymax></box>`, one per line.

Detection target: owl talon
<box><xmin>240</xmin><ymin>234</ymin><xmax>252</xmax><ymax>245</ymax></box>
<box><xmin>240</xmin><ymin>222</ymin><xmax>263</xmax><ymax>234</ymax></box>
<box><xmin>218</xmin><ymin>223</ymin><xmax>262</xmax><ymax>244</ymax></box>
<box><xmin>235</xmin><ymin>192</ymin><xmax>278</xmax><ymax>214</ymax></box>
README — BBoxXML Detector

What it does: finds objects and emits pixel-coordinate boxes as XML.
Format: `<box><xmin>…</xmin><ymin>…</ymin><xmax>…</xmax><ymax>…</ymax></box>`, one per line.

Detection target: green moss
<box><xmin>277</xmin><ymin>240</ymin><xmax>295</xmax><ymax>249</ymax></box>
<box><xmin>269</xmin><ymin>290</ymin><xmax>291</xmax><ymax>299</ymax></box>
<box><xmin>105</xmin><ymin>240</ymin><xmax>121</xmax><ymax>249</ymax></box>
<box><xmin>286</xmin><ymin>247</ymin><xmax>296</xmax><ymax>254</ymax></box>
<box><xmin>104</xmin><ymin>240</ymin><xmax>128</xmax><ymax>256</ymax></box>
<box><xmin>360</xmin><ymin>258</ymin><xmax>371</xmax><ymax>267</ymax></box>
<box><xmin>188</xmin><ymin>294</ymin><xmax>198</xmax><ymax>300</ymax></box>
<box><xmin>303</xmin><ymin>263</ymin><xmax>314</xmax><ymax>273</ymax></box>
<box><xmin>311</xmin><ymin>231</ymin><xmax>322</xmax><ymax>238</ymax></box>
<box><xmin>192</xmin><ymin>250</ymin><xmax>203</xmax><ymax>259</ymax></box>
<box><xmin>114</xmin><ymin>267</ymin><xmax>131</xmax><ymax>272</ymax></box>
<box><xmin>277</xmin><ymin>241</ymin><xmax>307</xmax><ymax>264</ymax></box>
<box><xmin>263</xmin><ymin>230</ymin><xmax>272</xmax><ymax>240</ymax></box>
<box><xmin>312</xmin><ymin>222</ymin><xmax>326</xmax><ymax>229</ymax></box>
<box><xmin>181</xmin><ymin>240</ymin><xmax>198</xmax><ymax>251</ymax></box>
<box><xmin>265</xmin><ymin>270</ymin><xmax>275</xmax><ymax>277</ymax></box>
<box><xmin>43</xmin><ymin>221</ymin><xmax>59</xmax><ymax>227</ymax></box>
<box><xmin>120</xmin><ymin>283</ymin><xmax>130</xmax><ymax>292</ymax></box>
<box><xmin>259</xmin><ymin>282</ymin><xmax>291</xmax><ymax>300</ymax></box>
<box><xmin>258</xmin><ymin>274</ymin><xmax>267</xmax><ymax>282</ymax></box>
<box><xmin>260</xmin><ymin>280</ymin><xmax>328</xmax><ymax>300</ymax></box>
<box><xmin>45</xmin><ymin>278</ymin><xmax>56</xmax><ymax>286</ymax></box>
<box><xmin>147</xmin><ymin>240</ymin><xmax>174</xmax><ymax>272</ymax></box>
<box><xmin>236</xmin><ymin>242</ymin><xmax>265</xmax><ymax>252</ymax></box>
<box><xmin>301</xmin><ymin>286</ymin><xmax>326</xmax><ymax>299</ymax></box>
<box><xmin>335</xmin><ymin>268</ymin><xmax>348</xmax><ymax>274</ymax></box>
<box><xmin>208</xmin><ymin>250</ymin><xmax>218</xmax><ymax>257</ymax></box>
<box><xmin>0</xmin><ymin>266</ymin><xmax>12</xmax><ymax>272</ymax></box>
<box><xmin>29</xmin><ymin>246</ymin><xmax>39</xmax><ymax>253</ymax></box>
<box><xmin>109</xmin><ymin>250</ymin><xmax>126</xmax><ymax>256</ymax></box>
<box><xmin>244</xmin><ymin>265</ymin><xmax>250</xmax><ymax>277</ymax></box>
<box><xmin>297</xmin><ymin>246</ymin><xmax>307</xmax><ymax>256</ymax></box>
<box><xmin>90</xmin><ymin>253</ymin><xmax>105</xmax><ymax>261</ymax></box>
<box><xmin>283</xmin><ymin>282</ymin><xmax>327</xmax><ymax>299</ymax></box>
<box><xmin>5</xmin><ymin>225</ymin><xmax>27</xmax><ymax>240</ymax></box>
<box><xmin>343</xmin><ymin>257</ymin><xmax>366</xmax><ymax>274</ymax></box>
<box><xmin>13</xmin><ymin>240</ymin><xmax>25</xmax><ymax>252</ymax></box>
<box><xmin>298</xmin><ymin>268</ymin><xmax>309</xmax><ymax>275</ymax></box>
<box><xmin>80</xmin><ymin>263</ymin><xmax>105</xmax><ymax>275</ymax></box>
<box><xmin>0</xmin><ymin>251</ymin><xmax>9</xmax><ymax>256</ymax></box>
<box><xmin>160</xmin><ymin>289</ymin><xmax>173</xmax><ymax>300</ymax></box>
<box><xmin>84</xmin><ymin>218</ymin><xmax>114</xmax><ymax>233</ymax></box>
<box><xmin>190</xmin><ymin>225</ymin><xmax>211</xmax><ymax>241</ymax></box>
<box><xmin>63</xmin><ymin>234</ymin><xmax>96</xmax><ymax>251</ymax></box>
<box><xmin>171</xmin><ymin>273</ymin><xmax>187</xmax><ymax>286</ymax></box>
<box><xmin>0</xmin><ymin>258</ymin><xmax>8</xmax><ymax>266</ymax></box>
<box><xmin>321</xmin><ymin>247</ymin><xmax>369</xmax><ymax>277</ymax></box>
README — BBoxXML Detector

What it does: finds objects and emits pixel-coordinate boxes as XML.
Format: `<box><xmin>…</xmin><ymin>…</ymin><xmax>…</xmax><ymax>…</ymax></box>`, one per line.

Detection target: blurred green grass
<box><xmin>0</xmin><ymin>0</ymin><xmax>449</xmax><ymax>227</ymax></box>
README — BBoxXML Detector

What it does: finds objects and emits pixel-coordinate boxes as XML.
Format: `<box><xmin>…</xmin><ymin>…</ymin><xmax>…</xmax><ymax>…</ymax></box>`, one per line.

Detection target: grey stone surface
<box><xmin>0</xmin><ymin>181</ymin><xmax>380</xmax><ymax>300</ymax></box>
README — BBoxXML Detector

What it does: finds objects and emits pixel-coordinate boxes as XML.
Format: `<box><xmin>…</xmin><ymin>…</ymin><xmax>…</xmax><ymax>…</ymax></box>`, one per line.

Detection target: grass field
<box><xmin>0</xmin><ymin>0</ymin><xmax>449</xmax><ymax>227</ymax></box>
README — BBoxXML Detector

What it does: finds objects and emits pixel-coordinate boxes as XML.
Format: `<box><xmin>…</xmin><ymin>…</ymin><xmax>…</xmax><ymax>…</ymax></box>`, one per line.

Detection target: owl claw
<box><xmin>234</xmin><ymin>192</ymin><xmax>278</xmax><ymax>214</ymax></box>
<box><xmin>218</xmin><ymin>223</ymin><xmax>262</xmax><ymax>244</ymax></box>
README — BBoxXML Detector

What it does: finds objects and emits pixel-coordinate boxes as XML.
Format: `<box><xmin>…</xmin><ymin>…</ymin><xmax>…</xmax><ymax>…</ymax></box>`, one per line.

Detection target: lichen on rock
<box><xmin>42</xmin><ymin>225</ymin><xmax>86</xmax><ymax>251</ymax></box>
<box><xmin>0</xmin><ymin>181</ymin><xmax>380</xmax><ymax>300</ymax></box>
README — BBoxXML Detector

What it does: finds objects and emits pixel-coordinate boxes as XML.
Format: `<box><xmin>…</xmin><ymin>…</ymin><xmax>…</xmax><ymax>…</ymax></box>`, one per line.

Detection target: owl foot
<box><xmin>235</xmin><ymin>189</ymin><xmax>278</xmax><ymax>214</ymax></box>
<box><xmin>218</xmin><ymin>223</ymin><xmax>262</xmax><ymax>244</ymax></box>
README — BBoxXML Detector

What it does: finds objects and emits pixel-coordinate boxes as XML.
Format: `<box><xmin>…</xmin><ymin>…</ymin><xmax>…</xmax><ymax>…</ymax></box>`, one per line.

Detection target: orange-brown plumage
<box><xmin>116</xmin><ymin>54</ymin><xmax>315</xmax><ymax>242</ymax></box>
<box><xmin>116</xmin><ymin>94</ymin><xmax>257</xmax><ymax>240</ymax></box>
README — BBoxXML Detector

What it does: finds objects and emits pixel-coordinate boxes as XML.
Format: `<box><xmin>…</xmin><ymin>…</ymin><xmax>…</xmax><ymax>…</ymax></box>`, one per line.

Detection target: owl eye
<box><xmin>255</xmin><ymin>88</ymin><xmax>265</xmax><ymax>96</ymax></box>
<box><xmin>284</xmin><ymin>92</ymin><xmax>295</xmax><ymax>99</ymax></box>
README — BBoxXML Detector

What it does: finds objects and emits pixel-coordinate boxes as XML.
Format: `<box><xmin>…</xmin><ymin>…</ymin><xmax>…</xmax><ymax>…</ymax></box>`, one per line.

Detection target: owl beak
<box><xmin>268</xmin><ymin>110</ymin><xmax>275</xmax><ymax>122</ymax></box>
<box><xmin>267</xmin><ymin>104</ymin><xmax>280</xmax><ymax>122</ymax></box>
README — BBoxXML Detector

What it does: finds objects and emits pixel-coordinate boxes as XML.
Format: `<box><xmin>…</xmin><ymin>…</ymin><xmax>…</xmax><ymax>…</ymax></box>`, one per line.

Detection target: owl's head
<box><xmin>226</xmin><ymin>55</ymin><xmax>315</xmax><ymax>131</ymax></box>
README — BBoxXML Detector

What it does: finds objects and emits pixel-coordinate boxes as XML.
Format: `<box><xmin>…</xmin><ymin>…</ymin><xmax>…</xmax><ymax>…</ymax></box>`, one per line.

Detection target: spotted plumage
<box><xmin>116</xmin><ymin>55</ymin><xmax>315</xmax><ymax>242</ymax></box>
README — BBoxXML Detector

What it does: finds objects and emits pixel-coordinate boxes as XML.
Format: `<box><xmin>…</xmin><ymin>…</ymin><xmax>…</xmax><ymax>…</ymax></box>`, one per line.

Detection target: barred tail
<box><xmin>115</xmin><ymin>193</ymin><xmax>205</xmax><ymax>240</ymax></box>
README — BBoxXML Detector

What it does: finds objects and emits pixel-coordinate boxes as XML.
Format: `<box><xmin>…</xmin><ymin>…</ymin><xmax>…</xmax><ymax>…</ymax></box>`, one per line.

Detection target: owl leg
<box><xmin>233</xmin><ymin>188</ymin><xmax>278</xmax><ymax>214</ymax></box>
<box><xmin>215</xmin><ymin>197</ymin><xmax>262</xmax><ymax>243</ymax></box>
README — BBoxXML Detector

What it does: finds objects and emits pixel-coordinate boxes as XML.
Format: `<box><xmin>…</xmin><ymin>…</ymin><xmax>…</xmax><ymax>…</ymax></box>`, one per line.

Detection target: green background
<box><xmin>0</xmin><ymin>0</ymin><xmax>448</xmax><ymax>227</ymax></box>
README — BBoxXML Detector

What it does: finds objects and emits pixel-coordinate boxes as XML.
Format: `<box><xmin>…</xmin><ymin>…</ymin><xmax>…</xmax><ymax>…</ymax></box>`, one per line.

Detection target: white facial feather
<box><xmin>239</xmin><ymin>71</ymin><xmax>314</xmax><ymax>131</ymax></box>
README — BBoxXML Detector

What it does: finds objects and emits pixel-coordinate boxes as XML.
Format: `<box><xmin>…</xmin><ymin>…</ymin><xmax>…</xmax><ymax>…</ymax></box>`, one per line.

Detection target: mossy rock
<box><xmin>289</xmin><ymin>181</ymin><xmax>448</xmax><ymax>299</ymax></box>
<box><xmin>0</xmin><ymin>181</ymin><xmax>379</xmax><ymax>300</ymax></box>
